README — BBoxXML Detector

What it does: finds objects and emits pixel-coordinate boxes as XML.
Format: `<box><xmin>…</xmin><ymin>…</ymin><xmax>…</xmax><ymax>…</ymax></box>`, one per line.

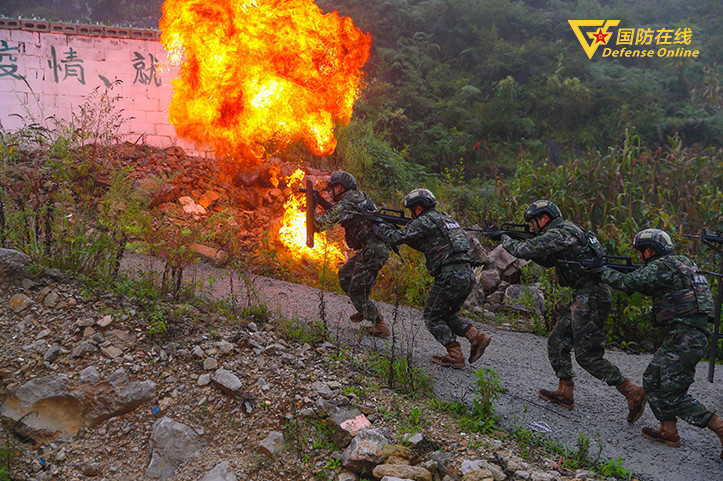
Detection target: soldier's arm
<box><xmin>376</xmin><ymin>217</ymin><xmax>427</xmax><ymax>247</ymax></box>
<box><xmin>600</xmin><ymin>262</ymin><xmax>672</xmax><ymax>296</ymax></box>
<box><xmin>314</xmin><ymin>192</ymin><xmax>334</xmax><ymax>211</ymax></box>
<box><xmin>501</xmin><ymin>228</ymin><xmax>576</xmax><ymax>260</ymax></box>
<box><xmin>314</xmin><ymin>199</ymin><xmax>348</xmax><ymax>232</ymax></box>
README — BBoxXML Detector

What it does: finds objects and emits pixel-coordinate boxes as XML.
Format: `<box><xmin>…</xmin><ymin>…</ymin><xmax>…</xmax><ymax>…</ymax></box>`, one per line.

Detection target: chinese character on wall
<box><xmin>132</xmin><ymin>51</ymin><xmax>162</xmax><ymax>86</ymax></box>
<box><xmin>0</xmin><ymin>40</ymin><xmax>22</xmax><ymax>80</ymax></box>
<box><xmin>48</xmin><ymin>46</ymin><xmax>86</xmax><ymax>85</ymax></box>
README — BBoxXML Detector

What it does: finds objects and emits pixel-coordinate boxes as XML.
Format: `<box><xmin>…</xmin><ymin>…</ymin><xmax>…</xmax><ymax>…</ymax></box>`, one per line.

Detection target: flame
<box><xmin>160</xmin><ymin>0</ymin><xmax>372</xmax><ymax>161</ymax></box>
<box><xmin>278</xmin><ymin>169</ymin><xmax>346</xmax><ymax>264</ymax></box>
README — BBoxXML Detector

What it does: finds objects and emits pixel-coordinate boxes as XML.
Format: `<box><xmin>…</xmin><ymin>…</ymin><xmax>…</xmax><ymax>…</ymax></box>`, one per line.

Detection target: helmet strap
<box><xmin>409</xmin><ymin>204</ymin><xmax>423</xmax><ymax>219</ymax></box>
<box><xmin>331</xmin><ymin>185</ymin><xmax>346</xmax><ymax>201</ymax></box>
<box><xmin>638</xmin><ymin>246</ymin><xmax>658</xmax><ymax>263</ymax></box>
<box><xmin>532</xmin><ymin>215</ymin><xmax>549</xmax><ymax>234</ymax></box>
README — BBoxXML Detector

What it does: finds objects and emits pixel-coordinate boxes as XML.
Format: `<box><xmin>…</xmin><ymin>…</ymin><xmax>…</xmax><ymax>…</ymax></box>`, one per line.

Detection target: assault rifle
<box><xmin>363</xmin><ymin>212</ymin><xmax>534</xmax><ymax>241</ymax></box>
<box><xmin>684</xmin><ymin>231</ymin><xmax>723</xmax><ymax>246</ymax></box>
<box><xmin>685</xmin><ymin>230</ymin><xmax>723</xmax><ymax>382</ymax></box>
<box><xmin>465</xmin><ymin>222</ymin><xmax>534</xmax><ymax>240</ymax></box>
<box><xmin>362</xmin><ymin>208</ymin><xmax>412</xmax><ymax>227</ymax></box>
<box><xmin>558</xmin><ymin>255</ymin><xmax>641</xmax><ymax>273</ymax></box>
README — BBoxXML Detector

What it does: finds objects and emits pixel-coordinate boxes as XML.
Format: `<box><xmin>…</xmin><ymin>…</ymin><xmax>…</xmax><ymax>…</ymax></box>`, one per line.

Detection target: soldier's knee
<box><xmin>547</xmin><ymin>333</ymin><xmax>567</xmax><ymax>352</ymax></box>
<box><xmin>643</xmin><ymin>364</ymin><xmax>658</xmax><ymax>384</ymax></box>
<box><xmin>575</xmin><ymin>356</ymin><xmax>606</xmax><ymax>375</ymax></box>
<box><xmin>642</xmin><ymin>378</ymin><xmax>654</xmax><ymax>394</ymax></box>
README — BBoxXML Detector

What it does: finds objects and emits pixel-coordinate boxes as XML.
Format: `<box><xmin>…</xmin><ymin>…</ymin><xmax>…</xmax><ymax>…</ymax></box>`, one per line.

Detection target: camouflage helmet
<box><xmin>404</xmin><ymin>188</ymin><xmax>437</xmax><ymax>210</ymax></box>
<box><xmin>523</xmin><ymin>200</ymin><xmax>562</xmax><ymax>222</ymax></box>
<box><xmin>633</xmin><ymin>228</ymin><xmax>674</xmax><ymax>255</ymax></box>
<box><xmin>326</xmin><ymin>171</ymin><xmax>357</xmax><ymax>191</ymax></box>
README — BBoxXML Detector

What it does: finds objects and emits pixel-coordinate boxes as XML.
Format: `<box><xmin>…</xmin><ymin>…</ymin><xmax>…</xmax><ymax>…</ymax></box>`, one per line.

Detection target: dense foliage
<box><xmin>314</xmin><ymin>0</ymin><xmax>721</xmax><ymax>176</ymax></box>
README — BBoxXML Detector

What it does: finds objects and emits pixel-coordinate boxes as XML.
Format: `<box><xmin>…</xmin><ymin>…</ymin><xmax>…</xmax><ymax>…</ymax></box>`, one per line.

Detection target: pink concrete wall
<box><xmin>0</xmin><ymin>20</ymin><xmax>211</xmax><ymax>157</ymax></box>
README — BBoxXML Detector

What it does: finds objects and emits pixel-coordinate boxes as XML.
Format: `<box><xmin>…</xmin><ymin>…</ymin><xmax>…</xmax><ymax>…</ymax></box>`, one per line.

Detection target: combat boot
<box><xmin>706</xmin><ymin>414</ymin><xmax>723</xmax><ymax>460</ymax></box>
<box><xmin>349</xmin><ymin>312</ymin><xmax>364</xmax><ymax>322</ymax></box>
<box><xmin>616</xmin><ymin>378</ymin><xmax>646</xmax><ymax>424</ymax></box>
<box><xmin>361</xmin><ymin>316</ymin><xmax>390</xmax><ymax>338</ymax></box>
<box><xmin>431</xmin><ymin>342</ymin><xmax>465</xmax><ymax>369</ymax></box>
<box><xmin>642</xmin><ymin>419</ymin><xmax>681</xmax><ymax>447</ymax></box>
<box><xmin>464</xmin><ymin>325</ymin><xmax>492</xmax><ymax>363</ymax></box>
<box><xmin>539</xmin><ymin>380</ymin><xmax>574</xmax><ymax>410</ymax></box>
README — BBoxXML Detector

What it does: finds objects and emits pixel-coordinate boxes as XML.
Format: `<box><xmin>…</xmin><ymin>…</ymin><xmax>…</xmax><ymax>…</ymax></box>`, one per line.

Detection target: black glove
<box><xmin>314</xmin><ymin>192</ymin><xmax>334</xmax><ymax>210</ymax></box>
<box><xmin>580</xmin><ymin>257</ymin><xmax>605</xmax><ymax>276</ymax></box>
<box><xmin>372</xmin><ymin>220</ymin><xmax>398</xmax><ymax>236</ymax></box>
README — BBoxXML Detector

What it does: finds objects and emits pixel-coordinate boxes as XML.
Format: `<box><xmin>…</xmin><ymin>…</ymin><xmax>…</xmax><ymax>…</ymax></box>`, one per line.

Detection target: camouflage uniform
<box><xmin>314</xmin><ymin>189</ymin><xmax>389</xmax><ymax>322</ymax></box>
<box><xmin>376</xmin><ymin>208</ymin><xmax>475</xmax><ymax>346</ymax></box>
<box><xmin>502</xmin><ymin>217</ymin><xmax>626</xmax><ymax>387</ymax></box>
<box><xmin>601</xmin><ymin>254</ymin><xmax>716</xmax><ymax>426</ymax></box>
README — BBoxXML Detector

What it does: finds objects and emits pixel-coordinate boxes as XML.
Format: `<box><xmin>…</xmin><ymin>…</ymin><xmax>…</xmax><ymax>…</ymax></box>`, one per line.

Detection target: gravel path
<box><xmin>124</xmin><ymin>254</ymin><xmax>723</xmax><ymax>481</ymax></box>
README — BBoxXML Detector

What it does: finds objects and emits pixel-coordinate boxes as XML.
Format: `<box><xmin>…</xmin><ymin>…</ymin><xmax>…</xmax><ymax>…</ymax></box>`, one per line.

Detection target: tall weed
<box><xmin>0</xmin><ymin>80</ymin><xmax>144</xmax><ymax>285</ymax></box>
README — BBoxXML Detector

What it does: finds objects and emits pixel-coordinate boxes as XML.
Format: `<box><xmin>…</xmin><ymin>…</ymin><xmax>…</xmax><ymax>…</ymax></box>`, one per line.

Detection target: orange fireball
<box><xmin>160</xmin><ymin>0</ymin><xmax>372</xmax><ymax>161</ymax></box>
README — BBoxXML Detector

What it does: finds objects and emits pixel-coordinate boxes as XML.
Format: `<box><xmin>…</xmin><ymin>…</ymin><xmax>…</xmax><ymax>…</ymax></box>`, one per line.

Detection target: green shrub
<box><xmin>374</xmin><ymin>250</ymin><xmax>432</xmax><ymax>308</ymax></box>
<box><xmin>458</xmin><ymin>367</ymin><xmax>505</xmax><ymax>434</ymax></box>
<box><xmin>365</xmin><ymin>352</ymin><xmax>432</xmax><ymax>397</ymax></box>
<box><xmin>276</xmin><ymin>318</ymin><xmax>327</xmax><ymax>345</ymax></box>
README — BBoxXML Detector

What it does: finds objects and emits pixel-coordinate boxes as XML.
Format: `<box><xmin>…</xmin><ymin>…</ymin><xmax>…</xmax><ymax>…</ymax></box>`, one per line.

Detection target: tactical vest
<box><xmin>427</xmin><ymin>210</ymin><xmax>471</xmax><ymax>274</ymax></box>
<box><xmin>554</xmin><ymin>220</ymin><xmax>606</xmax><ymax>288</ymax></box>
<box><xmin>652</xmin><ymin>255</ymin><xmax>715</xmax><ymax>327</ymax></box>
<box><xmin>340</xmin><ymin>191</ymin><xmax>379</xmax><ymax>250</ymax></box>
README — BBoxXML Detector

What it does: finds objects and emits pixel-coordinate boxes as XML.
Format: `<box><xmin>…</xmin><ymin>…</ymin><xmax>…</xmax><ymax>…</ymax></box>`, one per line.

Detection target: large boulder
<box><xmin>467</xmin><ymin>235</ymin><xmax>490</xmax><ymax>267</ymax></box>
<box><xmin>133</xmin><ymin>177</ymin><xmax>181</xmax><ymax>209</ymax></box>
<box><xmin>145</xmin><ymin>417</ymin><xmax>206</xmax><ymax>480</ymax></box>
<box><xmin>503</xmin><ymin>284</ymin><xmax>545</xmax><ymax>315</ymax></box>
<box><xmin>372</xmin><ymin>464</ymin><xmax>433</xmax><ymax>481</ymax></box>
<box><xmin>0</xmin><ymin>368</ymin><xmax>156</xmax><ymax>441</ymax></box>
<box><xmin>341</xmin><ymin>428</ymin><xmax>390</xmax><ymax>474</ymax></box>
<box><xmin>486</xmin><ymin>245</ymin><xmax>518</xmax><ymax>272</ymax></box>
<box><xmin>475</xmin><ymin>268</ymin><xmax>500</xmax><ymax>293</ymax></box>
<box><xmin>190</xmin><ymin>243</ymin><xmax>229</xmax><ymax>267</ymax></box>
<box><xmin>200</xmin><ymin>461</ymin><xmax>237</xmax><ymax>481</ymax></box>
<box><xmin>0</xmin><ymin>375</ymin><xmax>80</xmax><ymax>440</ymax></box>
<box><xmin>0</xmin><ymin>248</ymin><xmax>32</xmax><ymax>286</ymax></box>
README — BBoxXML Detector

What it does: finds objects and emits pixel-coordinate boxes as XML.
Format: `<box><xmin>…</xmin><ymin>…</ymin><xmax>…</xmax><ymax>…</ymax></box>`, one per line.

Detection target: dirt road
<box><xmin>124</xmin><ymin>254</ymin><xmax>723</xmax><ymax>481</ymax></box>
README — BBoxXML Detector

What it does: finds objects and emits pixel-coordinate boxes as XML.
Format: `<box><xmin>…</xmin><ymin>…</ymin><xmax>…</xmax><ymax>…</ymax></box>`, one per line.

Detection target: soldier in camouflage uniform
<box><xmin>314</xmin><ymin>171</ymin><xmax>391</xmax><ymax>338</ymax></box>
<box><xmin>374</xmin><ymin>188</ymin><xmax>491</xmax><ymax>368</ymax></box>
<box><xmin>499</xmin><ymin>200</ymin><xmax>645</xmax><ymax>423</ymax></box>
<box><xmin>598</xmin><ymin>229</ymin><xmax>723</xmax><ymax>458</ymax></box>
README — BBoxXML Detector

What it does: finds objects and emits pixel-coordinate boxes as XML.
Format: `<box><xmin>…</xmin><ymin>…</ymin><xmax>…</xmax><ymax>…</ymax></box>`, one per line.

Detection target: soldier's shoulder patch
<box><xmin>344</xmin><ymin>190</ymin><xmax>366</xmax><ymax>202</ymax></box>
<box><xmin>442</xmin><ymin>218</ymin><xmax>461</xmax><ymax>229</ymax></box>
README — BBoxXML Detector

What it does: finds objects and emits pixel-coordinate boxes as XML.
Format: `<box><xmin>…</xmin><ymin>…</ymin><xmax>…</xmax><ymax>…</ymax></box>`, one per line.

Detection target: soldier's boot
<box><xmin>642</xmin><ymin>419</ymin><xmax>681</xmax><ymax>447</ymax></box>
<box><xmin>464</xmin><ymin>325</ymin><xmax>492</xmax><ymax>363</ymax></box>
<box><xmin>616</xmin><ymin>378</ymin><xmax>646</xmax><ymax>424</ymax></box>
<box><xmin>431</xmin><ymin>342</ymin><xmax>465</xmax><ymax>369</ymax></box>
<box><xmin>539</xmin><ymin>380</ymin><xmax>575</xmax><ymax>410</ymax></box>
<box><xmin>361</xmin><ymin>316</ymin><xmax>390</xmax><ymax>338</ymax></box>
<box><xmin>706</xmin><ymin>414</ymin><xmax>723</xmax><ymax>460</ymax></box>
<box><xmin>349</xmin><ymin>312</ymin><xmax>364</xmax><ymax>323</ymax></box>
